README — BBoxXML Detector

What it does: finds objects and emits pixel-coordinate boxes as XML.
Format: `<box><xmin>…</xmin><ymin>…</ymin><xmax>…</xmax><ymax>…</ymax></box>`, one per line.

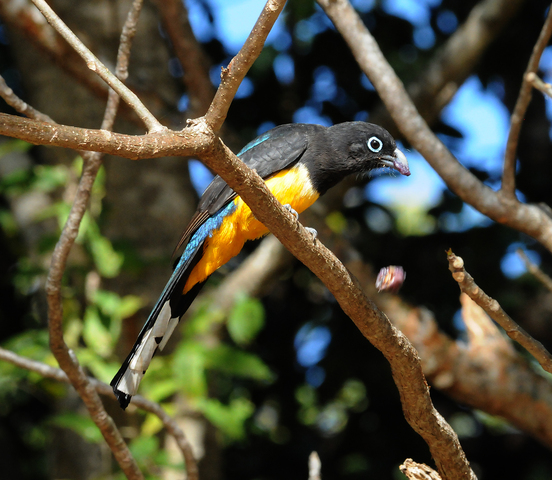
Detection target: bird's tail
<box><xmin>110</xmin><ymin>244</ymin><xmax>205</xmax><ymax>409</ymax></box>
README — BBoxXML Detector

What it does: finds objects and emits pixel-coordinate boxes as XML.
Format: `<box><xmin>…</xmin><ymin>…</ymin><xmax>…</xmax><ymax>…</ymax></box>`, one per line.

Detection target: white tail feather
<box><xmin>118</xmin><ymin>369</ymin><xmax>144</xmax><ymax>396</ymax></box>
<box><xmin>159</xmin><ymin>317</ymin><xmax>180</xmax><ymax>351</ymax></box>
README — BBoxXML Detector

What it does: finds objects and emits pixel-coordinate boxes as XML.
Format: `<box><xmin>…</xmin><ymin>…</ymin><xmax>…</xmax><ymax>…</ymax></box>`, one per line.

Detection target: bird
<box><xmin>110</xmin><ymin>121</ymin><xmax>410</xmax><ymax>409</ymax></box>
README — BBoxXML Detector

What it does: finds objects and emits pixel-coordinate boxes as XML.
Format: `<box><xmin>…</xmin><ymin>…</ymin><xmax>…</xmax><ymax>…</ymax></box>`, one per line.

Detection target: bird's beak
<box><xmin>380</xmin><ymin>148</ymin><xmax>410</xmax><ymax>176</ymax></box>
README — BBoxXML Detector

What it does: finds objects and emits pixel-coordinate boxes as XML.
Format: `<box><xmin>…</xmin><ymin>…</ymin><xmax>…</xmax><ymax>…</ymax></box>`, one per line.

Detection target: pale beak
<box><xmin>380</xmin><ymin>148</ymin><xmax>410</xmax><ymax>176</ymax></box>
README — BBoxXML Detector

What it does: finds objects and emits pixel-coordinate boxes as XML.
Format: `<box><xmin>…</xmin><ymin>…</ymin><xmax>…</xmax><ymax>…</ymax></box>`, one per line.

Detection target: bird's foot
<box><xmin>283</xmin><ymin>204</ymin><xmax>299</xmax><ymax>219</ymax></box>
<box><xmin>305</xmin><ymin>227</ymin><xmax>318</xmax><ymax>240</ymax></box>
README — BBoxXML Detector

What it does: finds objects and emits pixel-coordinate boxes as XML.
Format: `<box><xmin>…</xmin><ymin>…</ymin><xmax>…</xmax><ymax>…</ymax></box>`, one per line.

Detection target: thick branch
<box><xmin>0</xmin><ymin>112</ymin><xmax>212</xmax><ymax>158</ymax></box>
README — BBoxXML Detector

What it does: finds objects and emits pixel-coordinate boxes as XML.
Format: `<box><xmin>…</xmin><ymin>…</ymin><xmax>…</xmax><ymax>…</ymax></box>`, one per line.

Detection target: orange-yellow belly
<box><xmin>183</xmin><ymin>163</ymin><xmax>319</xmax><ymax>293</ymax></box>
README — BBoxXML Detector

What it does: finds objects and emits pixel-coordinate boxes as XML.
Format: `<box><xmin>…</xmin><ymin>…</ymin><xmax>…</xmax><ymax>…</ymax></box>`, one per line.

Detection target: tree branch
<box><xmin>0</xmin><ymin>75</ymin><xmax>55</xmax><ymax>123</ymax></box>
<box><xmin>43</xmin><ymin>1</ymin><xmax>149</xmax><ymax>478</ymax></box>
<box><xmin>447</xmin><ymin>250</ymin><xmax>552</xmax><ymax>374</ymax></box>
<box><xmin>30</xmin><ymin>0</ymin><xmax>165</xmax><ymax>133</ymax></box>
<box><xmin>204</xmin><ymin>0</ymin><xmax>286</xmax><ymax>132</ymax></box>
<box><xmin>526</xmin><ymin>71</ymin><xmax>552</xmax><ymax>99</ymax></box>
<box><xmin>0</xmin><ymin>346</ymin><xmax>198</xmax><ymax>480</ymax></box>
<box><xmin>501</xmin><ymin>5</ymin><xmax>552</xmax><ymax>196</ymax></box>
<box><xmin>517</xmin><ymin>248</ymin><xmax>552</xmax><ymax>293</ymax></box>
<box><xmin>346</xmin><ymin>259</ymin><xmax>552</xmax><ymax>449</ymax></box>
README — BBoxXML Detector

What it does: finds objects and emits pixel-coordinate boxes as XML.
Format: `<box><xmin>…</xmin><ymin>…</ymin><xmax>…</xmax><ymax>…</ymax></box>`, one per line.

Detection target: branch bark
<box><xmin>30</xmin><ymin>0</ymin><xmax>164</xmax><ymax>133</ymax></box>
<box><xmin>204</xmin><ymin>0</ymin><xmax>286</xmax><ymax>132</ymax></box>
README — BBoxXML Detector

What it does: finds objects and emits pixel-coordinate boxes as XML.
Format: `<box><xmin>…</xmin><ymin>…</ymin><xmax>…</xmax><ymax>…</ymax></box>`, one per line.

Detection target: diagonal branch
<box><xmin>501</xmin><ymin>5</ymin><xmax>552</xmax><ymax>197</ymax></box>
<box><xmin>204</xmin><ymin>0</ymin><xmax>286</xmax><ymax>132</ymax></box>
<box><xmin>30</xmin><ymin>0</ymin><xmax>164</xmax><ymax>133</ymax></box>
<box><xmin>447</xmin><ymin>250</ymin><xmax>552</xmax><ymax>374</ymax></box>
<box><xmin>373</xmin><ymin>0</ymin><xmax>527</xmax><ymax>133</ymax></box>
<box><xmin>517</xmin><ymin>247</ymin><xmax>552</xmax><ymax>293</ymax></box>
<box><xmin>0</xmin><ymin>75</ymin><xmax>55</xmax><ymax>123</ymax></box>
<box><xmin>0</xmin><ymin>347</ymin><xmax>198</xmax><ymax>480</ymax></box>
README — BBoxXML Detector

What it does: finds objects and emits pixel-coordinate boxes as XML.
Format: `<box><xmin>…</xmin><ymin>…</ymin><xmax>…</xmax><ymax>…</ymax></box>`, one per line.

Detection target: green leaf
<box><xmin>32</xmin><ymin>164</ymin><xmax>69</xmax><ymax>192</ymax></box>
<box><xmin>172</xmin><ymin>342</ymin><xmax>209</xmax><ymax>398</ymax></box>
<box><xmin>84</xmin><ymin>219</ymin><xmax>124</xmax><ymax>277</ymax></box>
<box><xmin>49</xmin><ymin>412</ymin><xmax>103</xmax><ymax>444</ymax></box>
<box><xmin>184</xmin><ymin>303</ymin><xmax>225</xmax><ymax>337</ymax></box>
<box><xmin>325</xmin><ymin>211</ymin><xmax>348</xmax><ymax>234</ymax></box>
<box><xmin>92</xmin><ymin>289</ymin><xmax>142</xmax><ymax>321</ymax></box>
<box><xmin>205</xmin><ymin>344</ymin><xmax>273</xmax><ymax>381</ymax></box>
<box><xmin>198</xmin><ymin>397</ymin><xmax>254</xmax><ymax>440</ymax></box>
<box><xmin>227</xmin><ymin>295</ymin><xmax>265</xmax><ymax>346</ymax></box>
<box><xmin>129</xmin><ymin>435</ymin><xmax>159</xmax><ymax>459</ymax></box>
<box><xmin>82</xmin><ymin>305</ymin><xmax>113</xmax><ymax>357</ymax></box>
<box><xmin>0</xmin><ymin>139</ymin><xmax>32</xmax><ymax>157</ymax></box>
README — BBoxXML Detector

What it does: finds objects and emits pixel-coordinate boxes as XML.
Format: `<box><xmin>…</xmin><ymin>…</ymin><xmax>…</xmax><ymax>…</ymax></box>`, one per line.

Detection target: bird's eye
<box><xmin>367</xmin><ymin>136</ymin><xmax>383</xmax><ymax>153</ymax></box>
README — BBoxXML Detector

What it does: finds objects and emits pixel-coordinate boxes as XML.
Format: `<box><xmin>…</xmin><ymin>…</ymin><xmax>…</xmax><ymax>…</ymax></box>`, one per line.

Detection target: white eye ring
<box><xmin>367</xmin><ymin>136</ymin><xmax>383</xmax><ymax>153</ymax></box>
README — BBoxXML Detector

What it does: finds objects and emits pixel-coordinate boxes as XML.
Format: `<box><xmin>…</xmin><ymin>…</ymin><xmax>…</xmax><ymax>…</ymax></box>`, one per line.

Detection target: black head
<box><xmin>307</xmin><ymin>122</ymin><xmax>410</xmax><ymax>194</ymax></box>
<box><xmin>329</xmin><ymin>122</ymin><xmax>410</xmax><ymax>176</ymax></box>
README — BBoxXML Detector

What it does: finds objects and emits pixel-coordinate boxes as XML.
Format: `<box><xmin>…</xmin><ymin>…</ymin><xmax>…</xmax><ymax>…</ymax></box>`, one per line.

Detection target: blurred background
<box><xmin>1</xmin><ymin>0</ymin><xmax>552</xmax><ymax>478</ymax></box>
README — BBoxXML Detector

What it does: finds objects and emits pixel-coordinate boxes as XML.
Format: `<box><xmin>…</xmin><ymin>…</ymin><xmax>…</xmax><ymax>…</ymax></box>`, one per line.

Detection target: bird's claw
<box><xmin>283</xmin><ymin>204</ymin><xmax>316</xmax><ymax>240</ymax></box>
<box><xmin>305</xmin><ymin>227</ymin><xmax>318</xmax><ymax>240</ymax></box>
<box><xmin>283</xmin><ymin>204</ymin><xmax>299</xmax><ymax>219</ymax></box>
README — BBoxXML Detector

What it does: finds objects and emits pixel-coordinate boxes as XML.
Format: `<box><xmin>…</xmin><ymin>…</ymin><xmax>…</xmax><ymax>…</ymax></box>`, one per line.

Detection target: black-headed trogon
<box><xmin>111</xmin><ymin>121</ymin><xmax>410</xmax><ymax>409</ymax></box>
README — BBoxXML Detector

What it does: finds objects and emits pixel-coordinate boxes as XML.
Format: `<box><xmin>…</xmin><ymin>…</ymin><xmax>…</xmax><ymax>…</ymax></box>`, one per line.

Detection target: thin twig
<box><xmin>501</xmin><ymin>5</ymin><xmax>552</xmax><ymax>196</ymax></box>
<box><xmin>517</xmin><ymin>248</ymin><xmax>552</xmax><ymax>293</ymax></box>
<box><xmin>30</xmin><ymin>0</ymin><xmax>165</xmax><ymax>133</ymax></box>
<box><xmin>447</xmin><ymin>250</ymin><xmax>552</xmax><ymax>374</ymax></box>
<box><xmin>204</xmin><ymin>0</ymin><xmax>286</xmax><ymax>132</ymax></box>
<box><xmin>0</xmin><ymin>75</ymin><xmax>55</xmax><ymax>123</ymax></box>
<box><xmin>526</xmin><ymin>72</ymin><xmax>552</xmax><ymax>99</ymax></box>
<box><xmin>364</xmin><ymin>259</ymin><xmax>552</xmax><ymax>449</ymax></box>
<box><xmin>0</xmin><ymin>346</ymin><xmax>198</xmax><ymax>480</ymax></box>
<box><xmin>44</xmin><ymin>1</ymin><xmax>149</xmax><ymax>478</ymax></box>
<box><xmin>400</xmin><ymin>459</ymin><xmax>442</xmax><ymax>480</ymax></box>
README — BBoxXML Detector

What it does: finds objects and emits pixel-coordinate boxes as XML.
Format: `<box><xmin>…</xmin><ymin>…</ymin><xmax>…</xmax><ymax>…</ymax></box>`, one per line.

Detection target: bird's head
<box><xmin>329</xmin><ymin>122</ymin><xmax>410</xmax><ymax>177</ymax></box>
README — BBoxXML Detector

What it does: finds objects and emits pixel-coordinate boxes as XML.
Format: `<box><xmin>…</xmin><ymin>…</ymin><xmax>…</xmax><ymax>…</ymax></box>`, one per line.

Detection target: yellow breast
<box><xmin>183</xmin><ymin>163</ymin><xmax>319</xmax><ymax>293</ymax></box>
